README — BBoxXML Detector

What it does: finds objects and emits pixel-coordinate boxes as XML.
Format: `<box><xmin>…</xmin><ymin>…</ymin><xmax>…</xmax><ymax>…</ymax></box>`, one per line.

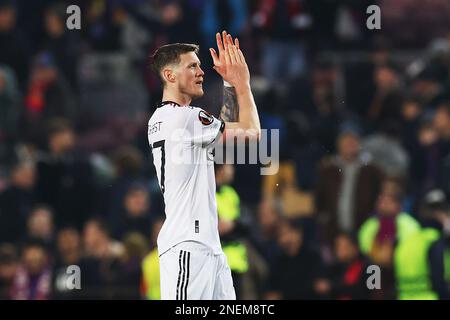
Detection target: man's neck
<box><xmin>162</xmin><ymin>90</ymin><xmax>192</xmax><ymax>106</ymax></box>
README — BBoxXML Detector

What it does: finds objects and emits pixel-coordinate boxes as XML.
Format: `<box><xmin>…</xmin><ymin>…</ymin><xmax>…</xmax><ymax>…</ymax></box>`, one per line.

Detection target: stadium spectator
<box><xmin>51</xmin><ymin>226</ymin><xmax>83</xmax><ymax>300</ymax></box>
<box><xmin>393</xmin><ymin>189</ymin><xmax>450</xmax><ymax>300</ymax></box>
<box><xmin>264</xmin><ymin>218</ymin><xmax>326</xmax><ymax>299</ymax></box>
<box><xmin>111</xmin><ymin>183</ymin><xmax>152</xmax><ymax>241</ymax></box>
<box><xmin>250</xmin><ymin>200</ymin><xmax>282</xmax><ymax>265</ymax></box>
<box><xmin>358</xmin><ymin>183</ymin><xmax>421</xmax><ymax>299</ymax></box>
<box><xmin>433</xmin><ymin>103</ymin><xmax>450</xmax><ymax>195</ymax></box>
<box><xmin>10</xmin><ymin>240</ymin><xmax>52</xmax><ymax>300</ymax></box>
<box><xmin>0</xmin><ymin>65</ymin><xmax>20</xmax><ymax>167</ymax></box>
<box><xmin>215</xmin><ymin>163</ymin><xmax>251</xmax><ymax>299</ymax></box>
<box><xmin>42</xmin><ymin>3</ymin><xmax>80</xmax><ymax>88</ymax></box>
<box><xmin>322</xmin><ymin>232</ymin><xmax>372</xmax><ymax>300</ymax></box>
<box><xmin>253</xmin><ymin>0</ymin><xmax>312</xmax><ymax>84</ymax></box>
<box><xmin>0</xmin><ymin>0</ymin><xmax>29</xmax><ymax>89</ymax></box>
<box><xmin>316</xmin><ymin>126</ymin><xmax>384</xmax><ymax>243</ymax></box>
<box><xmin>21</xmin><ymin>52</ymin><xmax>77</xmax><ymax>148</ymax></box>
<box><xmin>80</xmin><ymin>218</ymin><xmax>123</xmax><ymax>299</ymax></box>
<box><xmin>26</xmin><ymin>205</ymin><xmax>54</xmax><ymax>248</ymax></box>
<box><xmin>0</xmin><ymin>244</ymin><xmax>19</xmax><ymax>299</ymax></box>
<box><xmin>34</xmin><ymin>118</ymin><xmax>95</xmax><ymax>230</ymax></box>
<box><xmin>366</xmin><ymin>62</ymin><xmax>404</xmax><ymax>127</ymax></box>
<box><xmin>0</xmin><ymin>160</ymin><xmax>36</xmax><ymax>244</ymax></box>
<box><xmin>114</xmin><ymin>232</ymin><xmax>148</xmax><ymax>299</ymax></box>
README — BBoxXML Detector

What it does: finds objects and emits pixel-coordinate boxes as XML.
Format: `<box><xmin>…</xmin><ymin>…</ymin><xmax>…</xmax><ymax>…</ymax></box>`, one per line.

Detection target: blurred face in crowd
<box><xmin>433</xmin><ymin>105</ymin><xmax>450</xmax><ymax>138</ymax></box>
<box><xmin>419</xmin><ymin>123</ymin><xmax>439</xmax><ymax>146</ymax></box>
<box><xmin>166</xmin><ymin>52</ymin><xmax>204</xmax><ymax>99</ymax></box>
<box><xmin>45</xmin><ymin>11</ymin><xmax>64</xmax><ymax>38</ymax></box>
<box><xmin>374</xmin><ymin>66</ymin><xmax>398</xmax><ymax>90</ymax></box>
<box><xmin>83</xmin><ymin>221</ymin><xmax>108</xmax><ymax>256</ymax></box>
<box><xmin>0</xmin><ymin>6</ymin><xmax>16</xmax><ymax>32</ymax></box>
<box><xmin>124</xmin><ymin>188</ymin><xmax>150</xmax><ymax>217</ymax></box>
<box><xmin>27</xmin><ymin>208</ymin><xmax>54</xmax><ymax>240</ymax></box>
<box><xmin>401</xmin><ymin>100</ymin><xmax>422</xmax><ymax>121</ymax></box>
<box><xmin>335</xmin><ymin>234</ymin><xmax>358</xmax><ymax>264</ymax></box>
<box><xmin>22</xmin><ymin>246</ymin><xmax>48</xmax><ymax>276</ymax></box>
<box><xmin>49</xmin><ymin>129</ymin><xmax>76</xmax><ymax>156</ymax></box>
<box><xmin>337</xmin><ymin>133</ymin><xmax>360</xmax><ymax>162</ymax></box>
<box><xmin>0</xmin><ymin>260</ymin><xmax>17</xmax><ymax>282</ymax></box>
<box><xmin>376</xmin><ymin>192</ymin><xmax>401</xmax><ymax>217</ymax></box>
<box><xmin>216</xmin><ymin>164</ymin><xmax>235</xmax><ymax>185</ymax></box>
<box><xmin>277</xmin><ymin>222</ymin><xmax>303</xmax><ymax>257</ymax></box>
<box><xmin>57</xmin><ymin>228</ymin><xmax>81</xmax><ymax>258</ymax></box>
<box><xmin>258</xmin><ymin>201</ymin><xmax>279</xmax><ymax>233</ymax></box>
<box><xmin>12</xmin><ymin>162</ymin><xmax>36</xmax><ymax>190</ymax></box>
<box><xmin>0</xmin><ymin>245</ymin><xmax>18</xmax><ymax>282</ymax></box>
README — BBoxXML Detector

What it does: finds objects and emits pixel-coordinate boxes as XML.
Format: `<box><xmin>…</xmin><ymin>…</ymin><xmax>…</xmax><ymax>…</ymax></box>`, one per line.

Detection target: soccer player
<box><xmin>147</xmin><ymin>31</ymin><xmax>260</xmax><ymax>300</ymax></box>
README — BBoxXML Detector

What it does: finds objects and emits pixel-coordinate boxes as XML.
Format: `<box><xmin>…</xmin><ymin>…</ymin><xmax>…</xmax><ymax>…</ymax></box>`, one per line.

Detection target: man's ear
<box><xmin>163</xmin><ymin>68</ymin><xmax>176</xmax><ymax>84</ymax></box>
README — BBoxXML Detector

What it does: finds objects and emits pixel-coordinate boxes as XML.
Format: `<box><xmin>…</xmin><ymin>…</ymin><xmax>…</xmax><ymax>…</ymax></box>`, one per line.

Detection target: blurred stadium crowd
<box><xmin>1</xmin><ymin>0</ymin><xmax>450</xmax><ymax>300</ymax></box>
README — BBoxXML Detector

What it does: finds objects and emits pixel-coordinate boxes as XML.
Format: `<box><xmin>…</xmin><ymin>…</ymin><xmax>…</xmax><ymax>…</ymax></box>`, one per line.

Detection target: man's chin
<box><xmin>191</xmin><ymin>89</ymin><xmax>204</xmax><ymax>99</ymax></box>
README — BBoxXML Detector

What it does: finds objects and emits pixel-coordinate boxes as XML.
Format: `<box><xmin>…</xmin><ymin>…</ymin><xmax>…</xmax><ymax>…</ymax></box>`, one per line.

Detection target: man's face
<box><xmin>23</xmin><ymin>246</ymin><xmax>47</xmax><ymax>276</ymax></box>
<box><xmin>335</xmin><ymin>235</ymin><xmax>357</xmax><ymax>263</ymax></box>
<box><xmin>124</xmin><ymin>189</ymin><xmax>149</xmax><ymax>217</ymax></box>
<box><xmin>337</xmin><ymin>133</ymin><xmax>360</xmax><ymax>162</ymax></box>
<box><xmin>172</xmin><ymin>52</ymin><xmax>204</xmax><ymax>99</ymax></box>
<box><xmin>434</xmin><ymin>106</ymin><xmax>450</xmax><ymax>137</ymax></box>
<box><xmin>376</xmin><ymin>192</ymin><xmax>400</xmax><ymax>217</ymax></box>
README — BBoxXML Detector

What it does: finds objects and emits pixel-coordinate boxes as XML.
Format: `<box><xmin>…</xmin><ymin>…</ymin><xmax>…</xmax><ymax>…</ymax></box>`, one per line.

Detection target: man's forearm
<box><xmin>220</xmin><ymin>84</ymin><xmax>261</xmax><ymax>138</ymax></box>
<box><xmin>220</xmin><ymin>86</ymin><xmax>239</xmax><ymax>122</ymax></box>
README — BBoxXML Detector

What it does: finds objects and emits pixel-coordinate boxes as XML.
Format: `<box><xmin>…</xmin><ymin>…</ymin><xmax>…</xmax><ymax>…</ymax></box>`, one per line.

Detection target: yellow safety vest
<box><xmin>216</xmin><ymin>185</ymin><xmax>249</xmax><ymax>273</ymax></box>
<box><xmin>394</xmin><ymin>228</ymin><xmax>440</xmax><ymax>300</ymax></box>
<box><xmin>141</xmin><ymin>249</ymin><xmax>160</xmax><ymax>300</ymax></box>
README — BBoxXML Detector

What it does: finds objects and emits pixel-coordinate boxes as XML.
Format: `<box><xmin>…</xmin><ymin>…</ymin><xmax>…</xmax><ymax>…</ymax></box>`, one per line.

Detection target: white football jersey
<box><xmin>147</xmin><ymin>102</ymin><xmax>225</xmax><ymax>256</ymax></box>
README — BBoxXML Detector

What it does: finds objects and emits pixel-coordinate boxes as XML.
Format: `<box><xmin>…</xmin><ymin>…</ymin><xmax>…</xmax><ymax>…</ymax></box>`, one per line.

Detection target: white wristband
<box><xmin>223</xmin><ymin>80</ymin><xmax>233</xmax><ymax>88</ymax></box>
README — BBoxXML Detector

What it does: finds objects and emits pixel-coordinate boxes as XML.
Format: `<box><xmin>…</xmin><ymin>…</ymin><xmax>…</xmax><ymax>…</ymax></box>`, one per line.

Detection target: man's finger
<box><xmin>210</xmin><ymin>48</ymin><xmax>219</xmax><ymax>64</ymax></box>
<box><xmin>228</xmin><ymin>45</ymin><xmax>238</xmax><ymax>64</ymax></box>
<box><xmin>235</xmin><ymin>38</ymin><xmax>240</xmax><ymax>49</ymax></box>
<box><xmin>216</xmin><ymin>32</ymin><xmax>224</xmax><ymax>53</ymax></box>
<box><xmin>227</xmin><ymin>34</ymin><xmax>234</xmax><ymax>47</ymax></box>
<box><xmin>222</xmin><ymin>31</ymin><xmax>228</xmax><ymax>51</ymax></box>
<box><xmin>237</xmin><ymin>48</ymin><xmax>246</xmax><ymax>64</ymax></box>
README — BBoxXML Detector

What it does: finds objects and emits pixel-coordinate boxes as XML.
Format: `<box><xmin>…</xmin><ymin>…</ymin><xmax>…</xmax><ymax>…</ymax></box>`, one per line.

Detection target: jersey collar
<box><xmin>158</xmin><ymin>101</ymin><xmax>182</xmax><ymax>108</ymax></box>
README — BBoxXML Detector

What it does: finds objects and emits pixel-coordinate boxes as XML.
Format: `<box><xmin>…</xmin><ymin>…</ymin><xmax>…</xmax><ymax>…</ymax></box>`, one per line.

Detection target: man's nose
<box><xmin>197</xmin><ymin>67</ymin><xmax>205</xmax><ymax>76</ymax></box>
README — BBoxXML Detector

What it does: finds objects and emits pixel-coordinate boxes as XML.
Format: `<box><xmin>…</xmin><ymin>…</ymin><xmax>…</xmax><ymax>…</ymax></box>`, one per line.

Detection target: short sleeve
<box><xmin>187</xmin><ymin>108</ymin><xmax>225</xmax><ymax>147</ymax></box>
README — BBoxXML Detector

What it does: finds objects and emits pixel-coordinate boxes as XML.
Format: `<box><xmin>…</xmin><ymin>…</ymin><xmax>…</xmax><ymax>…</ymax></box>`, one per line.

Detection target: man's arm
<box><xmin>210</xmin><ymin>31</ymin><xmax>261</xmax><ymax>141</ymax></box>
<box><xmin>220</xmin><ymin>86</ymin><xmax>239</xmax><ymax>122</ymax></box>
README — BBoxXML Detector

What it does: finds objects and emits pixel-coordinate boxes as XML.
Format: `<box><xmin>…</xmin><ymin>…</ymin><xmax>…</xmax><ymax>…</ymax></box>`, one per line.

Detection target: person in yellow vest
<box><xmin>396</xmin><ymin>189</ymin><xmax>449</xmax><ymax>300</ymax></box>
<box><xmin>215</xmin><ymin>163</ymin><xmax>249</xmax><ymax>299</ymax></box>
<box><xmin>358</xmin><ymin>187</ymin><xmax>421</xmax><ymax>299</ymax></box>
<box><xmin>141</xmin><ymin>218</ymin><xmax>164</xmax><ymax>300</ymax></box>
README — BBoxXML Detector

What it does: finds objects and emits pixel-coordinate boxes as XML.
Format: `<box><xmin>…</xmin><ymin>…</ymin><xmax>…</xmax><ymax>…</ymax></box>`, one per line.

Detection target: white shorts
<box><xmin>159</xmin><ymin>241</ymin><xmax>236</xmax><ymax>300</ymax></box>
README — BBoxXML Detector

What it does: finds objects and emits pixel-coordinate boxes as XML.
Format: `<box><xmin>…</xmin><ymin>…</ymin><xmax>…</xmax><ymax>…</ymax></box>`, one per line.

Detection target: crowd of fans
<box><xmin>1</xmin><ymin>0</ymin><xmax>450</xmax><ymax>299</ymax></box>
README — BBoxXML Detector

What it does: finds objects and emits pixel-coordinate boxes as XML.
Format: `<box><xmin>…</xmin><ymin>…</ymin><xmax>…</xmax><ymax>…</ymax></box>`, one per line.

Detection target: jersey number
<box><xmin>152</xmin><ymin>140</ymin><xmax>165</xmax><ymax>193</ymax></box>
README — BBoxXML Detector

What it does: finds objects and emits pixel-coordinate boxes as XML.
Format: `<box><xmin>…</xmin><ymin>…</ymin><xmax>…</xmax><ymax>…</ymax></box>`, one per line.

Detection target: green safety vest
<box><xmin>444</xmin><ymin>248</ymin><xmax>450</xmax><ymax>284</ymax></box>
<box><xmin>358</xmin><ymin>213</ymin><xmax>421</xmax><ymax>255</ymax></box>
<box><xmin>141</xmin><ymin>249</ymin><xmax>160</xmax><ymax>300</ymax></box>
<box><xmin>394</xmin><ymin>228</ymin><xmax>440</xmax><ymax>300</ymax></box>
<box><xmin>216</xmin><ymin>185</ymin><xmax>249</xmax><ymax>273</ymax></box>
